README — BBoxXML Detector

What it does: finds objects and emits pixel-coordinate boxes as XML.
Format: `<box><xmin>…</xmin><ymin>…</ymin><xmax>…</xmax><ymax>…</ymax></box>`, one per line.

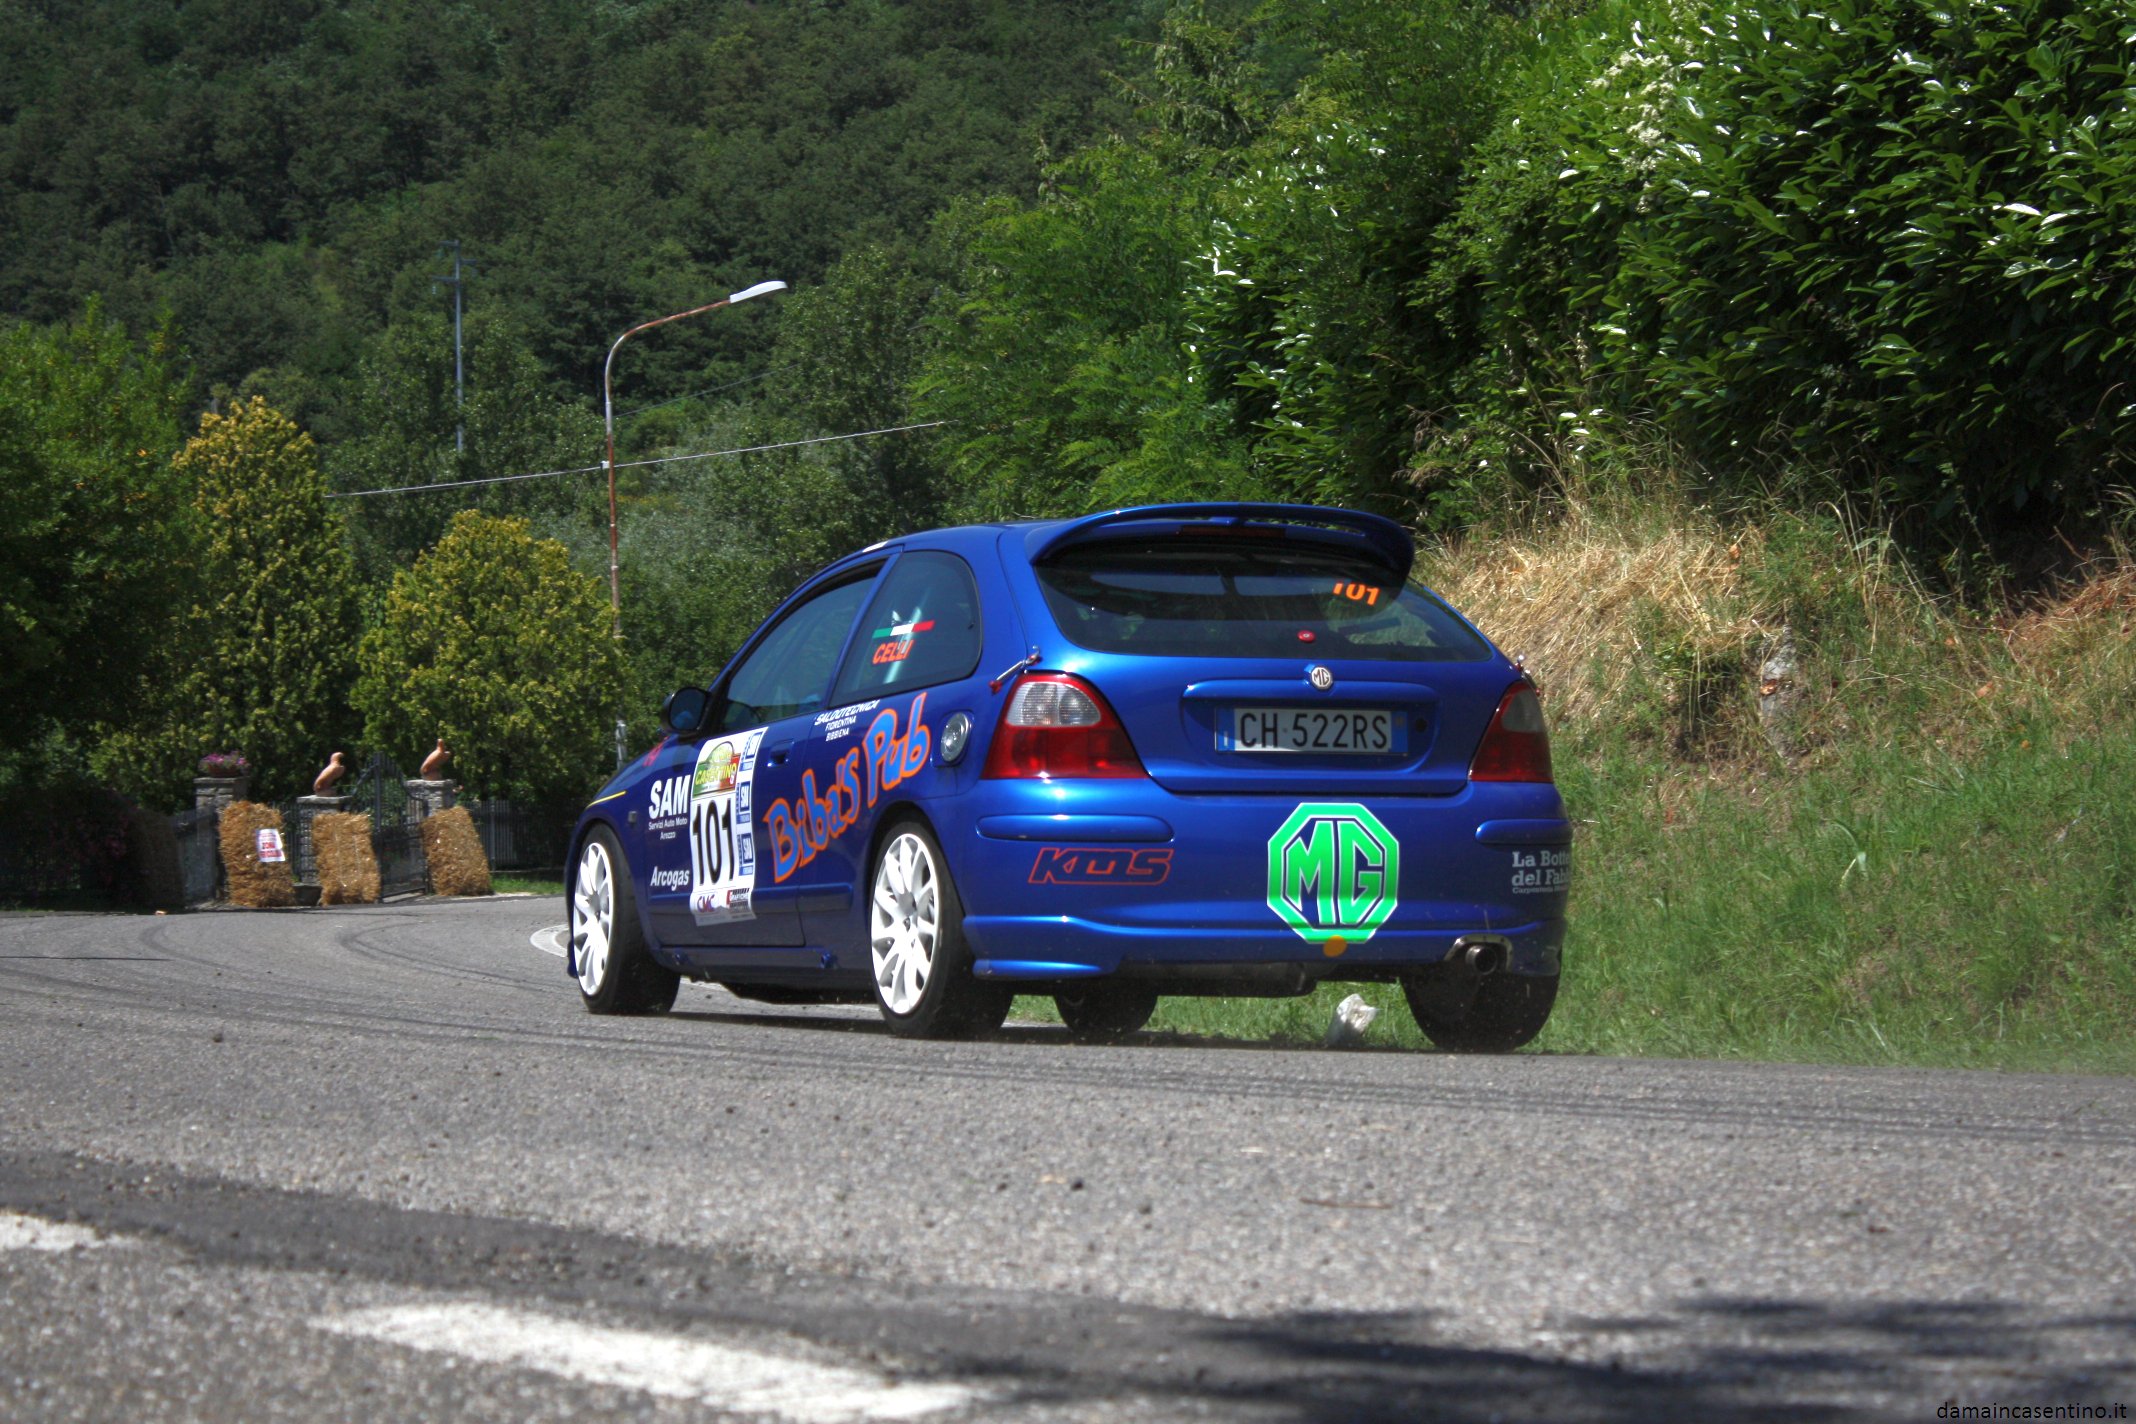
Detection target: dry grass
<box><xmin>1418</xmin><ymin>497</ymin><xmax>2136</xmax><ymax>759</ymax></box>
<box><xmin>1417</xmin><ymin>501</ymin><xmax>1769</xmax><ymax>734</ymax></box>
<box><xmin>314</xmin><ymin>811</ymin><xmax>380</xmax><ymax>905</ymax></box>
<box><xmin>420</xmin><ymin>806</ymin><xmax>492</xmax><ymax>897</ymax></box>
<box><xmin>217</xmin><ymin>801</ymin><xmax>295</xmax><ymax>909</ymax></box>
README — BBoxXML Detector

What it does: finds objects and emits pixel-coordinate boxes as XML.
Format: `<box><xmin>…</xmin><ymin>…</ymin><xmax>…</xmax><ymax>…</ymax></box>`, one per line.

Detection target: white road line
<box><xmin>0</xmin><ymin>1212</ymin><xmax>124</xmax><ymax>1253</ymax></box>
<box><xmin>314</xmin><ymin>1302</ymin><xmax>979</xmax><ymax>1422</ymax></box>
<box><xmin>531</xmin><ymin>924</ymin><xmax>568</xmax><ymax>958</ymax></box>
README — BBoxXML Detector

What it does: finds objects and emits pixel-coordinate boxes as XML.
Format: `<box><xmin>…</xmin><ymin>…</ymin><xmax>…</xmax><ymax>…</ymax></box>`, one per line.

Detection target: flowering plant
<box><xmin>197</xmin><ymin>752</ymin><xmax>252</xmax><ymax>778</ymax></box>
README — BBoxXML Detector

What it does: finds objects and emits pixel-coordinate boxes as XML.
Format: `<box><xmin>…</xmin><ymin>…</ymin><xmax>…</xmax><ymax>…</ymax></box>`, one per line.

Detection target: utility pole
<box><xmin>433</xmin><ymin>241</ymin><xmax>468</xmax><ymax>453</ymax></box>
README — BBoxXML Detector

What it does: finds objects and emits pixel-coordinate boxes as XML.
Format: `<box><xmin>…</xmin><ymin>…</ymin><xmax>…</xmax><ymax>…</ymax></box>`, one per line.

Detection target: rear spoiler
<box><xmin>1025</xmin><ymin>503</ymin><xmax>1414</xmax><ymax>576</ymax></box>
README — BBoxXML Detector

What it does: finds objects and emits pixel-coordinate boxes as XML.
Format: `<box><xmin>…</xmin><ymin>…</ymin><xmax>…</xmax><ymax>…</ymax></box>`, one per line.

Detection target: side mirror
<box><xmin>660</xmin><ymin>686</ymin><xmax>713</xmax><ymax>736</ymax></box>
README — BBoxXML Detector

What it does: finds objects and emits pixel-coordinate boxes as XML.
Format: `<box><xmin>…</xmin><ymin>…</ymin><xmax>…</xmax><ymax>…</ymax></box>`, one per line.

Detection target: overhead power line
<box><xmin>616</xmin><ymin>364</ymin><xmax>796</xmax><ymax>419</ymax></box>
<box><xmin>323</xmin><ymin>421</ymin><xmax>950</xmax><ymax>500</ymax></box>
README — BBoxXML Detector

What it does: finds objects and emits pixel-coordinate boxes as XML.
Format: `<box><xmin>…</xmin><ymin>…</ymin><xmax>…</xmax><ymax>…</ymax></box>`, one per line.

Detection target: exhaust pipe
<box><xmin>1456</xmin><ymin>935</ymin><xmax>1508</xmax><ymax>977</ymax></box>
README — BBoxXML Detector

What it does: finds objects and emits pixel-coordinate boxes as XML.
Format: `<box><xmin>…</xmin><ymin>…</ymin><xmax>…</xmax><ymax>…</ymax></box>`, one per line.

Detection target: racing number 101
<box><xmin>692</xmin><ymin>797</ymin><xmax>735</xmax><ymax>883</ymax></box>
<box><xmin>1334</xmin><ymin>581</ymin><xmax>1381</xmax><ymax>606</ymax></box>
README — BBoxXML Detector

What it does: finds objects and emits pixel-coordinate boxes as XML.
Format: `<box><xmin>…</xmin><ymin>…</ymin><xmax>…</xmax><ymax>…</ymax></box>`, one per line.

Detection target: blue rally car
<box><xmin>566</xmin><ymin>503</ymin><xmax>1570</xmax><ymax>1050</ymax></box>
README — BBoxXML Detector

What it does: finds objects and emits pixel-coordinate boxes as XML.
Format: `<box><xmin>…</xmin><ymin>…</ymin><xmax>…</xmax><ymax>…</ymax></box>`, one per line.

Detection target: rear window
<box><xmin>1035</xmin><ymin>539</ymin><xmax>1491</xmax><ymax>662</ymax></box>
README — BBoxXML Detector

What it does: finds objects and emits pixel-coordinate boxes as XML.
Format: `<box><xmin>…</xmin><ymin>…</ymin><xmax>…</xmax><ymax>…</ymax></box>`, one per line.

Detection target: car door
<box><xmin>784</xmin><ymin>549</ymin><xmax>988</xmax><ymax>949</ymax></box>
<box><xmin>644</xmin><ymin>567</ymin><xmax>881</xmax><ymax>951</ymax></box>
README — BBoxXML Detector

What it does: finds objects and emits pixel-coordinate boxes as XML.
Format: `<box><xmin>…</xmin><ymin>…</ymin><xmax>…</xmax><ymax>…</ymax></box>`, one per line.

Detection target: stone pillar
<box><xmin>193</xmin><ymin>777</ymin><xmax>249</xmax><ymax>813</ymax></box>
<box><xmin>190</xmin><ymin>777</ymin><xmax>248</xmax><ymax>903</ymax></box>
<box><xmin>403</xmin><ymin>779</ymin><xmax>456</xmax><ymax>821</ymax></box>
<box><xmin>292</xmin><ymin>794</ymin><xmax>350</xmax><ymax>895</ymax></box>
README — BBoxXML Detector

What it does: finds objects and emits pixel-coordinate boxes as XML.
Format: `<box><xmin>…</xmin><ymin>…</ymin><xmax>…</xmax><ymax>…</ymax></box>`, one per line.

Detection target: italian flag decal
<box><xmin>872</xmin><ymin>619</ymin><xmax>934</xmax><ymax>638</ymax></box>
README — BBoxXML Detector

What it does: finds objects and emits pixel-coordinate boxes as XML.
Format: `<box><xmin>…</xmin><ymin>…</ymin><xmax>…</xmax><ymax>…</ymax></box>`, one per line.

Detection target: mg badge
<box><xmin>1266</xmin><ymin>802</ymin><xmax>1399</xmax><ymax>946</ymax></box>
<box><xmin>1308</xmin><ymin>664</ymin><xmax>1334</xmax><ymax>691</ymax></box>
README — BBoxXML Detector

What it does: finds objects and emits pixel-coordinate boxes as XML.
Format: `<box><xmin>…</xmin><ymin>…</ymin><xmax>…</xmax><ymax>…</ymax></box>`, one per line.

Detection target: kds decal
<box><xmin>1028</xmin><ymin>847</ymin><xmax>1172</xmax><ymax>885</ymax></box>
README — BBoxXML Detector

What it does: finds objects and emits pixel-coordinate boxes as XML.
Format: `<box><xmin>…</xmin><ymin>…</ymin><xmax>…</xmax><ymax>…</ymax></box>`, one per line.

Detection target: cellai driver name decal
<box><xmin>1266</xmin><ymin>802</ymin><xmax>1400</xmax><ymax>948</ymax></box>
<box><xmin>688</xmin><ymin>728</ymin><xmax>764</xmax><ymax>926</ymax></box>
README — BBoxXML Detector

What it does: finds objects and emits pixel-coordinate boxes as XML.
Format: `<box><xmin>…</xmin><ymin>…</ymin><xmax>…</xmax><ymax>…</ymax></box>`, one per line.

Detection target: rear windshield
<box><xmin>1035</xmin><ymin>539</ymin><xmax>1492</xmax><ymax>662</ymax></box>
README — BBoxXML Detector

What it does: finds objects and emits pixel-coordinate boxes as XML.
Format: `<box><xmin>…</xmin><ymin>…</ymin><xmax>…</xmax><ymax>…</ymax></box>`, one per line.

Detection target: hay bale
<box><xmin>420</xmin><ymin>805</ymin><xmax>491</xmax><ymax>897</ymax></box>
<box><xmin>218</xmin><ymin>801</ymin><xmax>296</xmax><ymax>908</ymax></box>
<box><xmin>314</xmin><ymin>811</ymin><xmax>380</xmax><ymax>905</ymax></box>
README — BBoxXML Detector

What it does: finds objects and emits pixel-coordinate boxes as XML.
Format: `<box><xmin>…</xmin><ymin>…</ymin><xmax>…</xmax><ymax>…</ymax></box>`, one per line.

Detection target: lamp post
<box><xmin>601</xmin><ymin>280</ymin><xmax>788</xmax><ymax>640</ymax></box>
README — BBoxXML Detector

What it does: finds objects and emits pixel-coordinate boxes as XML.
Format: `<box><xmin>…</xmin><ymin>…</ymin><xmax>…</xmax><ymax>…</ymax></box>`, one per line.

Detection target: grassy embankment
<box><xmin>1024</xmin><ymin>493</ymin><xmax>2135</xmax><ymax>1072</ymax></box>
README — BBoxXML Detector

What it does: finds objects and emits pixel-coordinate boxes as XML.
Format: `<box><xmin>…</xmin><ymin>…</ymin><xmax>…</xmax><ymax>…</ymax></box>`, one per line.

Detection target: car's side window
<box><xmin>828</xmin><ymin>551</ymin><xmax>984</xmax><ymax>706</ymax></box>
<box><xmin>716</xmin><ymin>572</ymin><xmax>878</xmax><ymax>734</ymax></box>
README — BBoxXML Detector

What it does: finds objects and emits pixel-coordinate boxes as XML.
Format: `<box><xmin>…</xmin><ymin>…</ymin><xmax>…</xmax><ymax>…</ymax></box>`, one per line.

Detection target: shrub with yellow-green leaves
<box><xmin>354</xmin><ymin>511</ymin><xmax>623</xmax><ymax>809</ymax></box>
<box><xmin>93</xmin><ymin>397</ymin><xmax>362</xmax><ymax>808</ymax></box>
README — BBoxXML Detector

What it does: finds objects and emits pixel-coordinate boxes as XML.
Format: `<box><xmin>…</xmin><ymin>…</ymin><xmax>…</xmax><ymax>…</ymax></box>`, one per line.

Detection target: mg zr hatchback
<box><xmin>566</xmin><ymin>502</ymin><xmax>1570</xmax><ymax>1049</ymax></box>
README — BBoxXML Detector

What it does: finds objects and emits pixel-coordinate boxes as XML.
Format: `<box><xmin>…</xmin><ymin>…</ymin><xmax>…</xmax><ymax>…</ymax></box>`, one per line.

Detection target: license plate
<box><xmin>1220</xmin><ymin>707</ymin><xmax>1404</xmax><ymax>755</ymax></box>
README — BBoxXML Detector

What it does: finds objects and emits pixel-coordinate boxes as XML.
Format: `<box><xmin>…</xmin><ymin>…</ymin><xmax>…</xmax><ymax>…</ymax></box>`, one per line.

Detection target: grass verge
<box><xmin>493</xmin><ymin>875</ymin><xmax>564</xmax><ymax>897</ymax></box>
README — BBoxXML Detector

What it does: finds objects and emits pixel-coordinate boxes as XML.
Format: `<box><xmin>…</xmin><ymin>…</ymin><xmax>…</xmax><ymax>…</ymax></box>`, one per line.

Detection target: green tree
<box><xmin>0</xmin><ymin>305</ymin><xmax>188</xmax><ymax>752</ymax></box>
<box><xmin>355</xmin><ymin>510</ymin><xmax>623</xmax><ymax>807</ymax></box>
<box><xmin>918</xmin><ymin>144</ymin><xmax>1253</xmax><ymax>522</ymax></box>
<box><xmin>327</xmin><ymin>310</ymin><xmax>604</xmax><ymax>581</ymax></box>
<box><xmin>918</xmin><ymin>0</ymin><xmax>1523</xmax><ymax>521</ymax></box>
<box><xmin>97</xmin><ymin>398</ymin><xmax>363</xmax><ymax>808</ymax></box>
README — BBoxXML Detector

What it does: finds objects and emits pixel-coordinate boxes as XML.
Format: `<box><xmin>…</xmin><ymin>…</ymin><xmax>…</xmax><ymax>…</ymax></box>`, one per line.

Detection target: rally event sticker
<box><xmin>688</xmin><ymin>728</ymin><xmax>764</xmax><ymax>926</ymax></box>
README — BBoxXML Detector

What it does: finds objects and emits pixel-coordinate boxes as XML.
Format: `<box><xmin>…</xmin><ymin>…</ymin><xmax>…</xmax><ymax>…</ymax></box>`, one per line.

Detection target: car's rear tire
<box><xmin>1404</xmin><ymin>972</ymin><xmax>1556</xmax><ymax>1053</ymax></box>
<box><xmin>868</xmin><ymin>819</ymin><xmax>1010</xmax><ymax>1039</ymax></box>
<box><xmin>1054</xmin><ymin>984</ymin><xmax>1158</xmax><ymax>1041</ymax></box>
<box><xmin>571</xmin><ymin>827</ymin><xmax>678</xmax><ymax>1015</ymax></box>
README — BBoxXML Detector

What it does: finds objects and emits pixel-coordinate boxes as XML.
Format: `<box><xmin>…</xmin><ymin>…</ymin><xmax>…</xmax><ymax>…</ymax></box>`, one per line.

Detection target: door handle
<box><xmin>766</xmin><ymin>740</ymin><xmax>795</xmax><ymax>766</ymax></box>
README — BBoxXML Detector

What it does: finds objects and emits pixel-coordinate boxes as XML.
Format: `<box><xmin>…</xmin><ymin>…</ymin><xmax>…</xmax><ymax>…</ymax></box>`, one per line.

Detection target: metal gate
<box><xmin>349</xmin><ymin>754</ymin><xmax>428</xmax><ymax>897</ymax></box>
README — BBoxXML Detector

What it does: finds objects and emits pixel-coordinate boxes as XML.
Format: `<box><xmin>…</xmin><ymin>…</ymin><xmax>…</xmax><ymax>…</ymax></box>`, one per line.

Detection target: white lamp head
<box><xmin>727</xmin><ymin>280</ymin><xmax>789</xmax><ymax>305</ymax></box>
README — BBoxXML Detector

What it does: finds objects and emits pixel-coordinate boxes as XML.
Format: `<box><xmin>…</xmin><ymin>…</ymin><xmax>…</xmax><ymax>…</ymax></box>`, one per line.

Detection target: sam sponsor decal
<box><xmin>646</xmin><ymin>772</ymin><xmax>692</xmax><ymax>830</ymax></box>
<box><xmin>763</xmin><ymin>693</ymin><xmax>931</xmax><ymax>883</ymax></box>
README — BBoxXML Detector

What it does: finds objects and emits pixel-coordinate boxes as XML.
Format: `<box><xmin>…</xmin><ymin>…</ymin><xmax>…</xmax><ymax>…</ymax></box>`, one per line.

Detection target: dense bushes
<box><xmin>1433</xmin><ymin>0</ymin><xmax>2136</xmax><ymax>535</ymax></box>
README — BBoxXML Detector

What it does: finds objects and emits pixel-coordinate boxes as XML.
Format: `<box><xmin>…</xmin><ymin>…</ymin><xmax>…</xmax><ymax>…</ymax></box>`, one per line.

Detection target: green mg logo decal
<box><xmin>1266</xmin><ymin>803</ymin><xmax>1400</xmax><ymax>946</ymax></box>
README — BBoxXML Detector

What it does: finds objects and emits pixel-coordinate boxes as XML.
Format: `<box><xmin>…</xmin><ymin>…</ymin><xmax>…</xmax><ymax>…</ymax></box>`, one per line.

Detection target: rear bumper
<box><xmin>964</xmin><ymin>915</ymin><xmax>1563</xmax><ymax>985</ymax></box>
<box><xmin>939</xmin><ymin>777</ymin><xmax>1570</xmax><ymax>992</ymax></box>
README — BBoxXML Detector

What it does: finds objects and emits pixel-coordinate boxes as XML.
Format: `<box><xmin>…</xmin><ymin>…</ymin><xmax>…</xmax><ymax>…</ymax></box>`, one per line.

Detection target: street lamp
<box><xmin>601</xmin><ymin>280</ymin><xmax>788</xmax><ymax>639</ymax></box>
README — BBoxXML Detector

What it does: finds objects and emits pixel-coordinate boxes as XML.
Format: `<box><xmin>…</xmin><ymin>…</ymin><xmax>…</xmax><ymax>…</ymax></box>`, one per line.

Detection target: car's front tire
<box><xmin>571</xmin><ymin>827</ymin><xmax>678</xmax><ymax>1015</ymax></box>
<box><xmin>868</xmin><ymin>819</ymin><xmax>1010</xmax><ymax>1039</ymax></box>
<box><xmin>1404</xmin><ymin>972</ymin><xmax>1556</xmax><ymax>1053</ymax></box>
<box><xmin>1054</xmin><ymin>983</ymin><xmax>1158</xmax><ymax>1041</ymax></box>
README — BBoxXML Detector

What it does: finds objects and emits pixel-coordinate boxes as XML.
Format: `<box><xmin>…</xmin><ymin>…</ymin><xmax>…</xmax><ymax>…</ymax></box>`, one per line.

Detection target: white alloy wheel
<box><xmin>870</xmin><ymin>830</ymin><xmax>940</xmax><ymax>1016</ymax></box>
<box><xmin>573</xmin><ymin>836</ymin><xmax>615</xmax><ymax>996</ymax></box>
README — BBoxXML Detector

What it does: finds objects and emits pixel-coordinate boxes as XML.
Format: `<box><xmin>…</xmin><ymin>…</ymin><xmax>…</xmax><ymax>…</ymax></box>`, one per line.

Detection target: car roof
<box><xmin>877</xmin><ymin>503</ymin><xmax>1416</xmax><ymax>576</ymax></box>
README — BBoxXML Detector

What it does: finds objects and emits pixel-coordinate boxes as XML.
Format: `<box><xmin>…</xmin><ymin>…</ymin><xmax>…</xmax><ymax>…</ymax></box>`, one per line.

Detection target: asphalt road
<box><xmin>1</xmin><ymin>898</ymin><xmax>2131</xmax><ymax>1423</ymax></box>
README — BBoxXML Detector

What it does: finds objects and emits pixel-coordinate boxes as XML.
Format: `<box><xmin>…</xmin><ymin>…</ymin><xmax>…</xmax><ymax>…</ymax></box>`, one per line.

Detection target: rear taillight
<box><xmin>981</xmin><ymin>674</ymin><xmax>1146</xmax><ymax>779</ymax></box>
<box><xmin>1469</xmin><ymin>681</ymin><xmax>1553</xmax><ymax>783</ymax></box>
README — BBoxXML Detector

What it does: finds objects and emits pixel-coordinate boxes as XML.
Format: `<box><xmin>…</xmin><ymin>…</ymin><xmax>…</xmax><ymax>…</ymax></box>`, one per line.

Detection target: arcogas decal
<box><xmin>763</xmin><ymin>693</ymin><xmax>932</xmax><ymax>883</ymax></box>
